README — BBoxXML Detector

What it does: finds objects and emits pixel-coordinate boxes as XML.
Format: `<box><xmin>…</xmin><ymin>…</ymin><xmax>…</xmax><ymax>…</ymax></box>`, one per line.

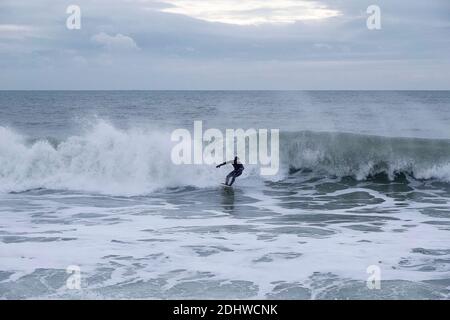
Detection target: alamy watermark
<box><xmin>171</xmin><ymin>121</ymin><xmax>280</xmax><ymax>176</ymax></box>
<box><xmin>367</xmin><ymin>5</ymin><xmax>381</xmax><ymax>30</ymax></box>
<box><xmin>66</xmin><ymin>265</ymin><xmax>81</xmax><ymax>290</ymax></box>
<box><xmin>66</xmin><ymin>5</ymin><xmax>81</xmax><ymax>30</ymax></box>
<box><xmin>366</xmin><ymin>265</ymin><xmax>381</xmax><ymax>290</ymax></box>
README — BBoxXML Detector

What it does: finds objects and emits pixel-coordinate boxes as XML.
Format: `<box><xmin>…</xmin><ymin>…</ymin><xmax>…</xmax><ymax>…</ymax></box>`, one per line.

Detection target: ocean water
<box><xmin>1</xmin><ymin>91</ymin><xmax>450</xmax><ymax>299</ymax></box>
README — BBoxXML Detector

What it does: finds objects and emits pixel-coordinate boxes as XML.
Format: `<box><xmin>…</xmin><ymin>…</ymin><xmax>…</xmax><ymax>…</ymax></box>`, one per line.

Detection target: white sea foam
<box><xmin>0</xmin><ymin>122</ymin><xmax>233</xmax><ymax>195</ymax></box>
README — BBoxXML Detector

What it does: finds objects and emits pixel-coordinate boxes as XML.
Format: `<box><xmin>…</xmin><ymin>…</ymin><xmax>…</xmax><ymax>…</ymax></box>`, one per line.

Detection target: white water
<box><xmin>1</xmin><ymin>92</ymin><xmax>450</xmax><ymax>299</ymax></box>
<box><xmin>0</xmin><ymin>122</ymin><xmax>230</xmax><ymax>195</ymax></box>
<box><xmin>2</xmin><ymin>121</ymin><xmax>450</xmax><ymax>196</ymax></box>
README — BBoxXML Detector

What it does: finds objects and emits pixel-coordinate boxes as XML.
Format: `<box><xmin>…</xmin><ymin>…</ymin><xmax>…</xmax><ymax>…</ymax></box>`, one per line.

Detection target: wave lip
<box><xmin>281</xmin><ymin>131</ymin><xmax>450</xmax><ymax>181</ymax></box>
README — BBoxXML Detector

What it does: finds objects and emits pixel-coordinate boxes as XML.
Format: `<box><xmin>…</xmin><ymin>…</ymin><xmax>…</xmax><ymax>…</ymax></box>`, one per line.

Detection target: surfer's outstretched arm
<box><xmin>216</xmin><ymin>161</ymin><xmax>230</xmax><ymax>168</ymax></box>
<box><xmin>216</xmin><ymin>159</ymin><xmax>235</xmax><ymax>168</ymax></box>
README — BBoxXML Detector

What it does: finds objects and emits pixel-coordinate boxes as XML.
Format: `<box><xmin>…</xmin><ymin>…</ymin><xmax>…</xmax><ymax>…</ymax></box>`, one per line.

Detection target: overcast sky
<box><xmin>0</xmin><ymin>0</ymin><xmax>449</xmax><ymax>89</ymax></box>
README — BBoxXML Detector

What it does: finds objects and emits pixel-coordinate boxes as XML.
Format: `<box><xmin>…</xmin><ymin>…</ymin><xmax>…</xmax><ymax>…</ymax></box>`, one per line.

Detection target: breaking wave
<box><xmin>0</xmin><ymin>122</ymin><xmax>224</xmax><ymax>195</ymax></box>
<box><xmin>1</xmin><ymin>121</ymin><xmax>450</xmax><ymax>195</ymax></box>
<box><xmin>281</xmin><ymin>131</ymin><xmax>450</xmax><ymax>181</ymax></box>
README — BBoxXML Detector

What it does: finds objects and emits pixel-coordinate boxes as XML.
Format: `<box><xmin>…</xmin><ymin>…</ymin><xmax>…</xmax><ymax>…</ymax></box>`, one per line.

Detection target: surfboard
<box><xmin>221</xmin><ymin>183</ymin><xmax>233</xmax><ymax>188</ymax></box>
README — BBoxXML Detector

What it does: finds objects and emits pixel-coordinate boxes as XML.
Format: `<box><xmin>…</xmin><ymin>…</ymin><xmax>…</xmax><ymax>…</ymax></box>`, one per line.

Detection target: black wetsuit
<box><xmin>225</xmin><ymin>159</ymin><xmax>244</xmax><ymax>186</ymax></box>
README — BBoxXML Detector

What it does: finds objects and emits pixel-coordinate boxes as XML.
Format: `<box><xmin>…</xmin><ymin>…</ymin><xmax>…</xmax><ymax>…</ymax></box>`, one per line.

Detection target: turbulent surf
<box><xmin>1</xmin><ymin>91</ymin><xmax>450</xmax><ymax>299</ymax></box>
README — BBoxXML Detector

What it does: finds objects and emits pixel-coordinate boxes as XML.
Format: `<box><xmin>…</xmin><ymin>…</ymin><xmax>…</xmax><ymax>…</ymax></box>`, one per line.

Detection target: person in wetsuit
<box><xmin>216</xmin><ymin>156</ymin><xmax>244</xmax><ymax>186</ymax></box>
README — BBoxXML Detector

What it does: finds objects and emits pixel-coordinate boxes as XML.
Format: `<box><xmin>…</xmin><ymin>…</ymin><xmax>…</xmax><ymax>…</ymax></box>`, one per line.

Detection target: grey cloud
<box><xmin>0</xmin><ymin>0</ymin><xmax>449</xmax><ymax>89</ymax></box>
<box><xmin>91</xmin><ymin>32</ymin><xmax>140</xmax><ymax>51</ymax></box>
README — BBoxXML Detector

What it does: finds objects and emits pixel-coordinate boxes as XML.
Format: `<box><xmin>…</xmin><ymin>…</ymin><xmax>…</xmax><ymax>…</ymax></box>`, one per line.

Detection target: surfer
<box><xmin>216</xmin><ymin>156</ymin><xmax>244</xmax><ymax>186</ymax></box>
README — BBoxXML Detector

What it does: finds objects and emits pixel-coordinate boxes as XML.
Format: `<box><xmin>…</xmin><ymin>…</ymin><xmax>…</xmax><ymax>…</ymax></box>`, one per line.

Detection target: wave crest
<box><xmin>281</xmin><ymin>131</ymin><xmax>450</xmax><ymax>181</ymax></box>
<box><xmin>0</xmin><ymin>122</ymin><xmax>227</xmax><ymax>195</ymax></box>
<box><xmin>2</xmin><ymin>123</ymin><xmax>450</xmax><ymax>195</ymax></box>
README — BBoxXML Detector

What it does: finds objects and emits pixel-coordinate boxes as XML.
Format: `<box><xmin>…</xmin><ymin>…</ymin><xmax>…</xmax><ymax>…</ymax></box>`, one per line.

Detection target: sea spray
<box><xmin>2</xmin><ymin>122</ymin><xmax>450</xmax><ymax>195</ymax></box>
